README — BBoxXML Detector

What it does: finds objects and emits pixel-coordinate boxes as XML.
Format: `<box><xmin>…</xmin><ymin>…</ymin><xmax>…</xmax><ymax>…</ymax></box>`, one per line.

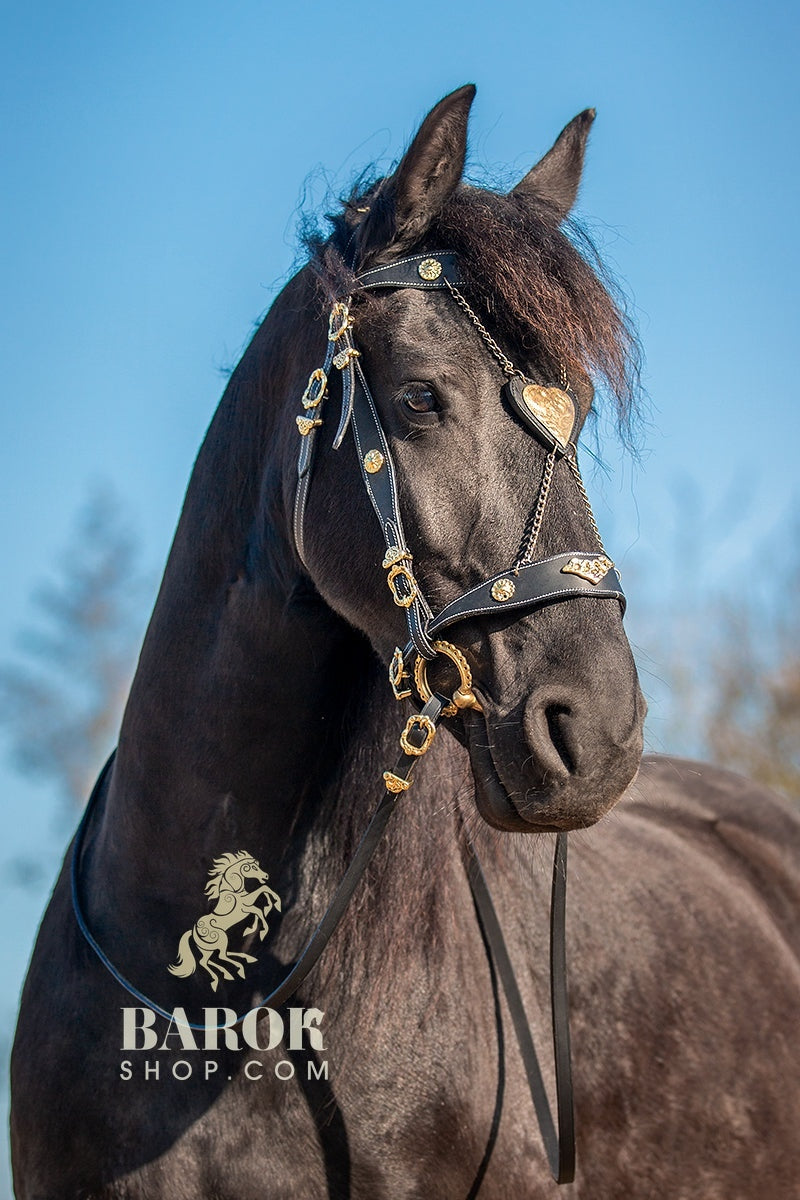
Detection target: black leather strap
<box><xmin>464</xmin><ymin>831</ymin><xmax>575</xmax><ymax>1185</ymax></box>
<box><xmin>428</xmin><ymin>553</ymin><xmax>625</xmax><ymax>639</ymax></box>
<box><xmin>356</xmin><ymin>252</ymin><xmax>464</xmax><ymax>291</ymax></box>
<box><xmin>348</xmin><ymin>356</ymin><xmax>437</xmax><ymax>659</ymax></box>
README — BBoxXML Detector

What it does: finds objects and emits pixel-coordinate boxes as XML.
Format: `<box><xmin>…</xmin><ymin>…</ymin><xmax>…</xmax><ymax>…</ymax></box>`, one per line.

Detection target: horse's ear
<box><xmin>358</xmin><ymin>84</ymin><xmax>475</xmax><ymax>258</ymax></box>
<box><xmin>510</xmin><ymin>109</ymin><xmax>596</xmax><ymax>218</ymax></box>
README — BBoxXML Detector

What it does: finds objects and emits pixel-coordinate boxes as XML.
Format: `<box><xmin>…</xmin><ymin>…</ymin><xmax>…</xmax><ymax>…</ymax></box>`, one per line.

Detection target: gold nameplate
<box><xmin>521</xmin><ymin>385</ymin><xmax>576</xmax><ymax>449</ymax></box>
<box><xmin>561</xmin><ymin>556</ymin><xmax>614</xmax><ymax>585</ymax></box>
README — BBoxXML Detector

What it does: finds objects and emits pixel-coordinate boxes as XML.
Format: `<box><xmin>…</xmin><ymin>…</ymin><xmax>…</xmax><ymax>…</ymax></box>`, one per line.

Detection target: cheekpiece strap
<box><xmin>349</xmin><ymin>357</ymin><xmax>436</xmax><ymax>659</ymax></box>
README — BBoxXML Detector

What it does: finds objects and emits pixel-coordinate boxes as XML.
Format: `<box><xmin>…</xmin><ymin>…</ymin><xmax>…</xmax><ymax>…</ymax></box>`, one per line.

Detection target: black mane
<box><xmin>308</xmin><ymin>177</ymin><xmax>641</xmax><ymax>432</ymax></box>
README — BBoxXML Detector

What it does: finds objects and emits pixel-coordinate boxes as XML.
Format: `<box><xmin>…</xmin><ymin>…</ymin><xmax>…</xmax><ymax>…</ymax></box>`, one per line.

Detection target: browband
<box><xmin>355</xmin><ymin>252</ymin><xmax>464</xmax><ymax>291</ymax></box>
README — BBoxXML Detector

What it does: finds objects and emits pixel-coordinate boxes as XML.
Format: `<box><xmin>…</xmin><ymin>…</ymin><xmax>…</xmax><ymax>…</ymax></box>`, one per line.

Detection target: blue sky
<box><xmin>1</xmin><ymin>1</ymin><xmax>798</xmax><ymax>1190</ymax></box>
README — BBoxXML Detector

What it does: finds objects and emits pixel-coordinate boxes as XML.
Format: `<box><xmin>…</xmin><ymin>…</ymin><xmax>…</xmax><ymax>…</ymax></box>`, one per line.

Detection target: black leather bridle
<box><xmin>71</xmin><ymin>250</ymin><xmax>628</xmax><ymax>1189</ymax></box>
<box><xmin>293</xmin><ymin>251</ymin><xmax>624</xmax><ymax>678</ymax></box>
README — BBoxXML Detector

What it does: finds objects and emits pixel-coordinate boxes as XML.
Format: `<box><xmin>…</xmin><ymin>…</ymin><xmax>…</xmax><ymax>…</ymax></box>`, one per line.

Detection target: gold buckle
<box><xmin>386</xmin><ymin>563</ymin><xmax>418</xmax><ymax>609</ymax></box>
<box><xmin>414</xmin><ymin>640</ymin><xmax>483</xmax><ymax>717</ymax></box>
<box><xmin>328</xmin><ymin>302</ymin><xmax>352</xmax><ymax>342</ymax></box>
<box><xmin>389</xmin><ymin>647</ymin><xmax>412</xmax><ymax>700</ymax></box>
<box><xmin>399</xmin><ymin>714</ymin><xmax>437</xmax><ymax>757</ymax></box>
<box><xmin>301</xmin><ymin>368</ymin><xmax>327</xmax><ymax>410</ymax></box>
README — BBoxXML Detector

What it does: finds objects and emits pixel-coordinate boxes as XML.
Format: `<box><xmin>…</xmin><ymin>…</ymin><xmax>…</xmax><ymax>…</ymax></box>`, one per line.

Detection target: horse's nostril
<box><xmin>544</xmin><ymin>703</ymin><xmax>578</xmax><ymax>775</ymax></box>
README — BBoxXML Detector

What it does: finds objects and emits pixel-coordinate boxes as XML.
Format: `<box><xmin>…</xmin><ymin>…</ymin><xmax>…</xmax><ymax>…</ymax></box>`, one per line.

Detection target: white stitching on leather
<box><xmin>430</xmin><ymin>588</ymin><xmax>623</xmax><ymax>631</ymax></box>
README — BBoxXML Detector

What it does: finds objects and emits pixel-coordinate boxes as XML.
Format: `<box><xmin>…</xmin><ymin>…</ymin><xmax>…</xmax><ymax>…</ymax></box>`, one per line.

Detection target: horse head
<box><xmin>206</xmin><ymin>852</ymin><xmax>268</xmax><ymax>897</ymax></box>
<box><xmin>281</xmin><ymin>86</ymin><xmax>645</xmax><ymax>833</ymax></box>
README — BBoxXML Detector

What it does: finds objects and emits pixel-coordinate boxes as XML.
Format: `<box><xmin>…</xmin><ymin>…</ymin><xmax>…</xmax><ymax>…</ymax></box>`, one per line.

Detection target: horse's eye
<box><xmin>399</xmin><ymin>385</ymin><xmax>440</xmax><ymax>417</ymax></box>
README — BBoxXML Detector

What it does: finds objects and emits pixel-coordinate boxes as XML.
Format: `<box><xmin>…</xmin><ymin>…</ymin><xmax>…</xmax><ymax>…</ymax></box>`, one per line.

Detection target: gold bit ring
<box><xmin>414</xmin><ymin>640</ymin><xmax>483</xmax><ymax>717</ymax></box>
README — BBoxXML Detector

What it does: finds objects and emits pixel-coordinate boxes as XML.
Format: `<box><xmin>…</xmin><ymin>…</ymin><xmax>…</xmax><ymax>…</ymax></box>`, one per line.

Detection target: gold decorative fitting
<box><xmin>383</xmin><ymin>771</ymin><xmax>411</xmax><ymax>793</ymax></box>
<box><xmin>414</xmin><ymin>640</ymin><xmax>483</xmax><ymax>717</ymax></box>
<box><xmin>333</xmin><ymin>347</ymin><xmax>360</xmax><ymax>370</ymax></box>
<box><xmin>387</xmin><ymin>563</ymin><xmax>418</xmax><ymax>608</ymax></box>
<box><xmin>491</xmin><ymin>578</ymin><xmax>516</xmax><ymax>603</ymax></box>
<box><xmin>400</xmin><ymin>714</ymin><xmax>437</xmax><ymax>757</ymax></box>
<box><xmin>389</xmin><ymin>647</ymin><xmax>412</xmax><ymax>700</ymax></box>
<box><xmin>328</xmin><ymin>302</ymin><xmax>352</xmax><ymax>342</ymax></box>
<box><xmin>301</xmin><ymin>368</ymin><xmax>327</xmax><ymax>410</ymax></box>
<box><xmin>561</xmin><ymin>555</ymin><xmax>614</xmax><ymax>585</ymax></box>
<box><xmin>521</xmin><ymin>385</ymin><xmax>576</xmax><ymax>449</ymax></box>
<box><xmin>363</xmin><ymin>449</ymin><xmax>385</xmax><ymax>474</ymax></box>
<box><xmin>296</xmin><ymin>415</ymin><xmax>323</xmax><ymax>436</ymax></box>
<box><xmin>382</xmin><ymin>546</ymin><xmax>412</xmax><ymax>568</ymax></box>
<box><xmin>418</xmin><ymin>257</ymin><xmax>443</xmax><ymax>281</ymax></box>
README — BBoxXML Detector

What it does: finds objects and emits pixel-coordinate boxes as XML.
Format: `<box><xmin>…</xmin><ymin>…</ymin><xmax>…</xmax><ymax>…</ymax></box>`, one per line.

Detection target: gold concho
<box><xmin>364</xmin><ymin>449</ymin><xmax>385</xmax><ymax>474</ymax></box>
<box><xmin>418</xmin><ymin>257</ymin><xmax>443</xmax><ymax>281</ymax></box>
<box><xmin>414</xmin><ymin>640</ymin><xmax>483</xmax><ymax>717</ymax></box>
<box><xmin>400</xmin><ymin>714</ymin><xmax>437</xmax><ymax>757</ymax></box>
<box><xmin>296</xmin><ymin>415</ymin><xmax>323</xmax><ymax>436</ymax></box>
<box><xmin>561</xmin><ymin>555</ymin><xmax>614</xmax><ymax>585</ymax></box>
<box><xmin>491</xmin><ymin>578</ymin><xmax>516</xmax><ymax>602</ymax></box>
<box><xmin>383</xmin><ymin>771</ymin><xmax>411</xmax><ymax>793</ymax></box>
<box><xmin>521</xmin><ymin>385</ymin><xmax>576</xmax><ymax>449</ymax></box>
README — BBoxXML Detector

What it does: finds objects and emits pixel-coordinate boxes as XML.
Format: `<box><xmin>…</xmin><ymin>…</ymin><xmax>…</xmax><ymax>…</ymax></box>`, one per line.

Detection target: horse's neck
<box><xmin>89</xmin><ymin>306</ymin><xmax>466</xmax><ymax>926</ymax></box>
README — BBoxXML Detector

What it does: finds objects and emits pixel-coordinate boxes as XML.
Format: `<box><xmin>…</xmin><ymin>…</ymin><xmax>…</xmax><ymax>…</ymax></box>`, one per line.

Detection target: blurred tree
<box><xmin>704</xmin><ymin>586</ymin><xmax>800</xmax><ymax>803</ymax></box>
<box><xmin>640</xmin><ymin>502</ymin><xmax>800</xmax><ymax>804</ymax></box>
<box><xmin>0</xmin><ymin>485</ymin><xmax>152</xmax><ymax>813</ymax></box>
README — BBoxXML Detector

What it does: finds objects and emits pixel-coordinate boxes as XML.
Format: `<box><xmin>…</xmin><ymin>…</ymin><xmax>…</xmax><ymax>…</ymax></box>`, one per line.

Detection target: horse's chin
<box><xmin>462</xmin><ymin>709</ymin><xmax>605</xmax><ymax>833</ymax></box>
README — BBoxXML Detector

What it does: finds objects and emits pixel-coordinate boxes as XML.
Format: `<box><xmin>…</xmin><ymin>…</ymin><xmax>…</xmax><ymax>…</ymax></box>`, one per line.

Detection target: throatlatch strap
<box><xmin>463</xmin><ymin>832</ymin><xmax>575</xmax><ymax>1185</ymax></box>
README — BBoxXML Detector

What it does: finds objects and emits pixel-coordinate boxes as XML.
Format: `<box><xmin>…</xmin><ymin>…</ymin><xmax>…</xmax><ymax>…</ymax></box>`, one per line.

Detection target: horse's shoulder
<box><xmin>614</xmin><ymin>754</ymin><xmax>800</xmax><ymax>941</ymax></box>
<box><xmin>628</xmin><ymin>754</ymin><xmax>799</xmax><ymax>843</ymax></box>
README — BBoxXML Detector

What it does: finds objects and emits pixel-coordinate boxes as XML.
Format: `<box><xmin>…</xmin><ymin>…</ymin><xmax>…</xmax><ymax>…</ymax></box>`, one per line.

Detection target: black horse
<box><xmin>11</xmin><ymin>86</ymin><xmax>800</xmax><ymax>1199</ymax></box>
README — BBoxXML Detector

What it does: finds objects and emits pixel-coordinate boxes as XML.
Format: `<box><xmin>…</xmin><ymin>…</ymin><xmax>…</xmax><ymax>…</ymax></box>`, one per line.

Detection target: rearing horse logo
<box><xmin>168</xmin><ymin>851</ymin><xmax>281</xmax><ymax>991</ymax></box>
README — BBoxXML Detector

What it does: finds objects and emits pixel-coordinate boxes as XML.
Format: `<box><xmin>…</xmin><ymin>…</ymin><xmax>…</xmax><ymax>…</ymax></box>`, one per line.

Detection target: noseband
<box><xmin>71</xmin><ymin>251</ymin><xmax>629</xmax><ymax>1190</ymax></box>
